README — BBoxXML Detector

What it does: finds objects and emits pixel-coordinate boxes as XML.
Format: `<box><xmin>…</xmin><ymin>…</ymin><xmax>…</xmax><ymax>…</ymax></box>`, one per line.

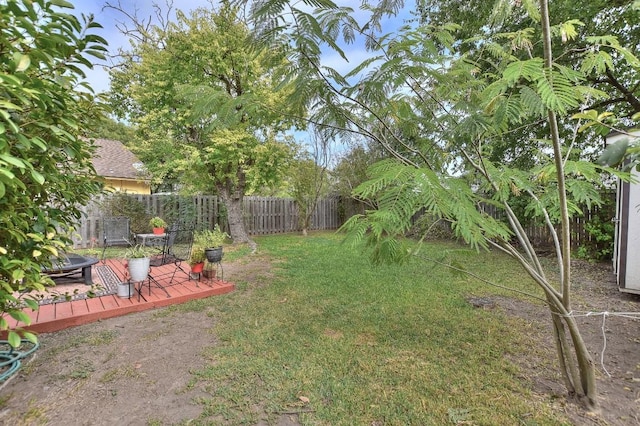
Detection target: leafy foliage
<box><xmin>331</xmin><ymin>144</ymin><xmax>387</xmax><ymax>200</ymax></box>
<box><xmin>417</xmin><ymin>0</ymin><xmax>640</xmax><ymax>166</ymax></box>
<box><xmin>109</xmin><ymin>3</ymin><xmax>299</xmax><ymax>244</ymax></box>
<box><xmin>246</xmin><ymin>0</ymin><xmax>639</xmax><ymax>409</ymax></box>
<box><xmin>84</xmin><ymin>114</ymin><xmax>137</xmax><ymax>143</ymax></box>
<box><xmin>0</xmin><ymin>0</ymin><xmax>107</xmax><ymax>342</ymax></box>
<box><xmin>100</xmin><ymin>193</ymin><xmax>148</xmax><ymax>234</ymax></box>
<box><xmin>575</xmin><ymin>194</ymin><xmax>617</xmax><ymax>261</ymax></box>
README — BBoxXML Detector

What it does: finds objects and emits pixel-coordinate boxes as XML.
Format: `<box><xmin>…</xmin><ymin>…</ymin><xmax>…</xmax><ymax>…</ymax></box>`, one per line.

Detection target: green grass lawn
<box><xmin>157</xmin><ymin>232</ymin><xmax>569</xmax><ymax>425</ymax></box>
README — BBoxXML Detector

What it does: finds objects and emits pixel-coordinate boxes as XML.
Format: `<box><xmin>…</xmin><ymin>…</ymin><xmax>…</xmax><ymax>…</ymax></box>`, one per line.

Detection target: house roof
<box><xmin>90</xmin><ymin>138</ymin><xmax>149</xmax><ymax>181</ymax></box>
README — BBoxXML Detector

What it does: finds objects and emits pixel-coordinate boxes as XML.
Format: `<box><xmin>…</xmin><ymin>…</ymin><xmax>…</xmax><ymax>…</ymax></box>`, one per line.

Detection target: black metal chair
<box><xmin>149</xmin><ymin>222</ymin><xmax>178</xmax><ymax>266</ymax></box>
<box><xmin>101</xmin><ymin>216</ymin><xmax>133</xmax><ymax>261</ymax></box>
<box><xmin>146</xmin><ymin>227</ymin><xmax>194</xmax><ymax>293</ymax></box>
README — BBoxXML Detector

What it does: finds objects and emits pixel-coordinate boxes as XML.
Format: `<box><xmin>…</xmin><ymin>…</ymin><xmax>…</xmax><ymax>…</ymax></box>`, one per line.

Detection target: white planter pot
<box><xmin>117</xmin><ymin>282</ymin><xmax>134</xmax><ymax>298</ymax></box>
<box><xmin>128</xmin><ymin>257</ymin><xmax>150</xmax><ymax>282</ymax></box>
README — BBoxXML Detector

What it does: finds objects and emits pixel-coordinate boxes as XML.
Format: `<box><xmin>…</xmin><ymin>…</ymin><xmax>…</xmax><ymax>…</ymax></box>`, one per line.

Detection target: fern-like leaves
<box><xmin>341</xmin><ymin>159</ymin><xmax>513</xmax><ymax>264</ymax></box>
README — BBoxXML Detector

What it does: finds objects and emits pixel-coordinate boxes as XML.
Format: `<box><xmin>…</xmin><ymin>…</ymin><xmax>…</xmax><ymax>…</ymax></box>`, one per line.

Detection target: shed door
<box><xmin>614</xmin><ymin>177</ymin><xmax>629</xmax><ymax>290</ymax></box>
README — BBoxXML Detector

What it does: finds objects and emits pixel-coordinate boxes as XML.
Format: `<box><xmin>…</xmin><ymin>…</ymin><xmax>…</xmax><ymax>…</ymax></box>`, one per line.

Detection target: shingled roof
<box><xmin>90</xmin><ymin>138</ymin><xmax>149</xmax><ymax>180</ymax></box>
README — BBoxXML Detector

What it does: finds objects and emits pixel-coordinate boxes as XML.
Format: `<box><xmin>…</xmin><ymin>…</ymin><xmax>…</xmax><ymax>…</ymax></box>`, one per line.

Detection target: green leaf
<box><xmin>30</xmin><ymin>169</ymin><xmax>45</xmax><ymax>185</ymax></box>
<box><xmin>9</xmin><ymin>310</ymin><xmax>31</xmax><ymax>326</ymax></box>
<box><xmin>571</xmin><ymin>110</ymin><xmax>598</xmax><ymax>121</ymax></box>
<box><xmin>597</xmin><ymin>139</ymin><xmax>629</xmax><ymax>167</ymax></box>
<box><xmin>23</xmin><ymin>299</ymin><xmax>39</xmax><ymax>310</ymax></box>
<box><xmin>15</xmin><ymin>53</ymin><xmax>31</xmax><ymax>72</ymax></box>
<box><xmin>502</xmin><ymin>58</ymin><xmax>544</xmax><ymax>85</ymax></box>
<box><xmin>50</xmin><ymin>0</ymin><xmax>74</xmax><ymax>8</ymax></box>
<box><xmin>0</xmin><ymin>100</ymin><xmax>23</xmax><ymax>111</ymax></box>
<box><xmin>7</xmin><ymin>331</ymin><xmax>21</xmax><ymax>348</ymax></box>
<box><xmin>0</xmin><ymin>154</ymin><xmax>27</xmax><ymax>168</ymax></box>
<box><xmin>0</xmin><ymin>168</ymin><xmax>16</xmax><ymax>179</ymax></box>
<box><xmin>22</xmin><ymin>332</ymin><xmax>38</xmax><ymax>344</ymax></box>
<box><xmin>536</xmin><ymin>69</ymin><xmax>580</xmax><ymax>114</ymax></box>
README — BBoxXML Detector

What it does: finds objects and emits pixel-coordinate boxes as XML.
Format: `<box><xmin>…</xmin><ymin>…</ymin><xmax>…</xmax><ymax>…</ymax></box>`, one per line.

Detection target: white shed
<box><xmin>609</xmin><ymin>129</ymin><xmax>640</xmax><ymax>294</ymax></box>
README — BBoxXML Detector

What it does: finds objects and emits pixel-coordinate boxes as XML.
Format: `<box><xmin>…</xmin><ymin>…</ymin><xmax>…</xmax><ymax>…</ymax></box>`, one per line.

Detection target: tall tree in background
<box><xmin>108</xmin><ymin>2</ymin><xmax>299</xmax><ymax>247</ymax></box>
<box><xmin>332</xmin><ymin>143</ymin><xmax>387</xmax><ymax>208</ymax></box>
<box><xmin>245</xmin><ymin>0</ymin><xmax>639</xmax><ymax>410</ymax></box>
<box><xmin>0</xmin><ymin>0</ymin><xmax>107</xmax><ymax>343</ymax></box>
<box><xmin>84</xmin><ymin>114</ymin><xmax>137</xmax><ymax>143</ymax></box>
<box><xmin>289</xmin><ymin>131</ymin><xmax>331</xmax><ymax>235</ymax></box>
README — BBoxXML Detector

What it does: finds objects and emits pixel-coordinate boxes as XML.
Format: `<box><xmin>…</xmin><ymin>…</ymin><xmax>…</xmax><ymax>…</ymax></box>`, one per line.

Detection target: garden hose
<box><xmin>0</xmin><ymin>339</ymin><xmax>40</xmax><ymax>382</ymax></box>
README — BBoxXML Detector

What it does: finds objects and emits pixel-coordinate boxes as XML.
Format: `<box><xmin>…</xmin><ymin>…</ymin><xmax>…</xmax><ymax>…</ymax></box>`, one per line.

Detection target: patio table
<box><xmin>136</xmin><ymin>233</ymin><xmax>166</xmax><ymax>247</ymax></box>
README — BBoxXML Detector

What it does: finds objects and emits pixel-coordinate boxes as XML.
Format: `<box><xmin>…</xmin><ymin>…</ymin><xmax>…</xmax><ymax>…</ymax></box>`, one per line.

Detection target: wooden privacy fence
<box><xmin>72</xmin><ymin>195</ymin><xmax>342</xmax><ymax>248</ymax></box>
<box><xmin>479</xmin><ymin>193</ymin><xmax>616</xmax><ymax>249</ymax></box>
<box><xmin>70</xmin><ymin>193</ymin><xmax>614</xmax><ymax>250</ymax></box>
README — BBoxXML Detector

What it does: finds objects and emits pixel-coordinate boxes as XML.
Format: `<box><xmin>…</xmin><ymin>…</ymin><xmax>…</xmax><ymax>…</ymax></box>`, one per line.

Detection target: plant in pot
<box><xmin>188</xmin><ymin>243</ymin><xmax>206</xmax><ymax>274</ymax></box>
<box><xmin>121</xmin><ymin>245</ymin><xmax>151</xmax><ymax>298</ymax></box>
<box><xmin>149</xmin><ymin>216</ymin><xmax>167</xmax><ymax>235</ymax></box>
<box><xmin>194</xmin><ymin>224</ymin><xmax>230</xmax><ymax>264</ymax></box>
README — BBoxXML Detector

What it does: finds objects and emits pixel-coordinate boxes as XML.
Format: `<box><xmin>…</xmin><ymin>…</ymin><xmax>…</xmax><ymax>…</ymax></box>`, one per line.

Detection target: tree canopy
<box><xmin>0</xmin><ymin>0</ymin><xmax>107</xmax><ymax>344</ymax></box>
<box><xmin>418</xmin><ymin>0</ymin><xmax>640</xmax><ymax>166</ymax></box>
<box><xmin>108</xmin><ymin>3</ymin><xmax>301</xmax><ymax>244</ymax></box>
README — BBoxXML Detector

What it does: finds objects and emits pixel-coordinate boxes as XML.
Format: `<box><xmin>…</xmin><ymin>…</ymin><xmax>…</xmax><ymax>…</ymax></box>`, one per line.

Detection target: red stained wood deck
<box><xmin>7</xmin><ymin>259</ymin><xmax>234</xmax><ymax>334</ymax></box>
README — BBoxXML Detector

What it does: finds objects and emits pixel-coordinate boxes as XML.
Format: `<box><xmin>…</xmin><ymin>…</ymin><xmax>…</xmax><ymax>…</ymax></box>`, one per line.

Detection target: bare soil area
<box><xmin>497</xmin><ymin>259</ymin><xmax>640</xmax><ymax>426</ymax></box>
<box><xmin>0</xmin><ymin>256</ymin><xmax>638</xmax><ymax>425</ymax></box>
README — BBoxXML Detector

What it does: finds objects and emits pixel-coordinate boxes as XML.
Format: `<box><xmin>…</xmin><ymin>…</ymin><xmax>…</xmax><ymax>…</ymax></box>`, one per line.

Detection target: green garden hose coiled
<box><xmin>0</xmin><ymin>339</ymin><xmax>40</xmax><ymax>382</ymax></box>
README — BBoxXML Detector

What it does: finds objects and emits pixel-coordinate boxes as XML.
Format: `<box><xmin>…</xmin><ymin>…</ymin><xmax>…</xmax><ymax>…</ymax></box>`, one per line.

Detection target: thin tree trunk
<box><xmin>538</xmin><ymin>0</ymin><xmax>598</xmax><ymax>409</ymax></box>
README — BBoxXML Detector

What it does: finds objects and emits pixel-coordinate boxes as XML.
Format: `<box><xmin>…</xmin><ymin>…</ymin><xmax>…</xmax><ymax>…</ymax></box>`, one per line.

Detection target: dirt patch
<box><xmin>0</xmin><ymin>256</ymin><xmax>282</xmax><ymax>426</ymax></box>
<box><xmin>494</xmin><ymin>259</ymin><xmax>640</xmax><ymax>426</ymax></box>
<box><xmin>0</xmin><ymin>256</ymin><xmax>637</xmax><ymax>425</ymax></box>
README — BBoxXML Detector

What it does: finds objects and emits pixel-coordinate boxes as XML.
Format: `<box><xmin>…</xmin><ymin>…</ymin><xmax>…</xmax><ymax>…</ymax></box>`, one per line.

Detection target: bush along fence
<box><xmin>478</xmin><ymin>191</ymin><xmax>617</xmax><ymax>259</ymax></box>
<box><xmin>71</xmin><ymin>194</ymin><xmax>345</xmax><ymax>248</ymax></box>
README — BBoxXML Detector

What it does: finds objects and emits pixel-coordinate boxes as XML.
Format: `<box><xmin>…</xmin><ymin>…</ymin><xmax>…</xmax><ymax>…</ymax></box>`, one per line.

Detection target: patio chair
<box><xmin>149</xmin><ymin>222</ymin><xmax>179</xmax><ymax>266</ymax></box>
<box><xmin>101</xmin><ymin>216</ymin><xmax>133</xmax><ymax>261</ymax></box>
<box><xmin>142</xmin><ymin>227</ymin><xmax>194</xmax><ymax>298</ymax></box>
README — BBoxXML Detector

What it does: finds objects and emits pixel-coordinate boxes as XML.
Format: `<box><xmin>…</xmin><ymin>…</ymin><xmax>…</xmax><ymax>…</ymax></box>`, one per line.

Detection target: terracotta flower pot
<box><xmin>191</xmin><ymin>262</ymin><xmax>204</xmax><ymax>273</ymax></box>
<box><xmin>153</xmin><ymin>227</ymin><xmax>165</xmax><ymax>235</ymax></box>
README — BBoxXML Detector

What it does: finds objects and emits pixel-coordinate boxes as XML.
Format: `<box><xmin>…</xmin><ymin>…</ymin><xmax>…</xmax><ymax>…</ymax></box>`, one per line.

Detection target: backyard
<box><xmin>0</xmin><ymin>233</ymin><xmax>638</xmax><ymax>425</ymax></box>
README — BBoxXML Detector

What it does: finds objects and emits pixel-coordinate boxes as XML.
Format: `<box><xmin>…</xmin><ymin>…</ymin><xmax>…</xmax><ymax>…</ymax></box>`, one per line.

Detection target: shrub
<box><xmin>101</xmin><ymin>193</ymin><xmax>148</xmax><ymax>234</ymax></box>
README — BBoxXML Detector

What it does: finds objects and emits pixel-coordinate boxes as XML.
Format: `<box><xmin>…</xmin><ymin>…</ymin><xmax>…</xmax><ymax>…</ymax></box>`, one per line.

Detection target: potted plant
<box><xmin>149</xmin><ymin>216</ymin><xmax>167</xmax><ymax>234</ymax></box>
<box><xmin>194</xmin><ymin>224</ymin><xmax>230</xmax><ymax>263</ymax></box>
<box><xmin>202</xmin><ymin>260</ymin><xmax>218</xmax><ymax>279</ymax></box>
<box><xmin>188</xmin><ymin>243</ymin><xmax>206</xmax><ymax>274</ymax></box>
<box><xmin>124</xmin><ymin>244</ymin><xmax>151</xmax><ymax>281</ymax></box>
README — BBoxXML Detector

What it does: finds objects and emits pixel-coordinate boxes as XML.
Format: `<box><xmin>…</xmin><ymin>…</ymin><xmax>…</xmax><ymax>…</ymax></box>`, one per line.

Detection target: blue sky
<box><xmin>71</xmin><ymin>0</ymin><xmax>214</xmax><ymax>93</ymax></box>
<box><xmin>69</xmin><ymin>0</ymin><xmax>410</xmax><ymax>160</ymax></box>
<box><xmin>71</xmin><ymin>0</ymin><xmax>409</xmax><ymax>94</ymax></box>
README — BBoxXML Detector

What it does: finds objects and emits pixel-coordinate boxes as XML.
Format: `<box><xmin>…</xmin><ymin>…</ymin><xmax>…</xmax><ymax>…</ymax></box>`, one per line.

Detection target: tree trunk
<box><xmin>217</xmin><ymin>188</ymin><xmax>256</xmax><ymax>251</ymax></box>
<box><xmin>537</xmin><ymin>0</ymin><xmax>598</xmax><ymax>409</ymax></box>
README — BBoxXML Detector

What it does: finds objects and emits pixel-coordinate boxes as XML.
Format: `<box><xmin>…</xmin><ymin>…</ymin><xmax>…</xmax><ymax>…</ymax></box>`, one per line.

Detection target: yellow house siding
<box><xmin>103</xmin><ymin>177</ymin><xmax>151</xmax><ymax>195</ymax></box>
<box><xmin>91</xmin><ymin>138</ymin><xmax>152</xmax><ymax>195</ymax></box>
